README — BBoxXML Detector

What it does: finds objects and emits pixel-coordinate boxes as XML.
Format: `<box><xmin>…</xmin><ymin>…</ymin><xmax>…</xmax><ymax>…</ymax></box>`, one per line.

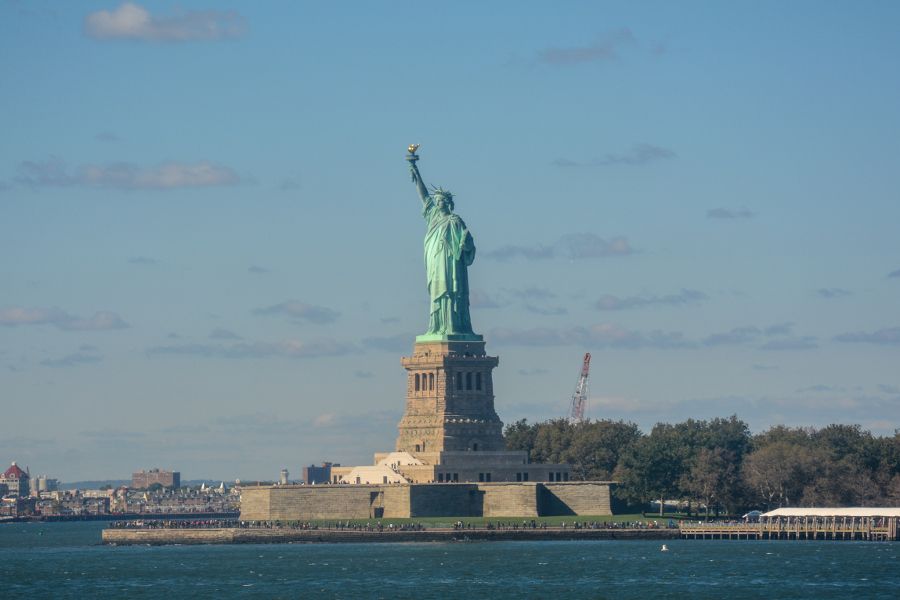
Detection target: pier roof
<box><xmin>762</xmin><ymin>507</ymin><xmax>900</xmax><ymax>518</ymax></box>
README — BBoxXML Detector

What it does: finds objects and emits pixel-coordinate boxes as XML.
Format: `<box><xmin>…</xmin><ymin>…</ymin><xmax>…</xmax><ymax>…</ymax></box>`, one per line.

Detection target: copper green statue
<box><xmin>407</xmin><ymin>145</ymin><xmax>481</xmax><ymax>342</ymax></box>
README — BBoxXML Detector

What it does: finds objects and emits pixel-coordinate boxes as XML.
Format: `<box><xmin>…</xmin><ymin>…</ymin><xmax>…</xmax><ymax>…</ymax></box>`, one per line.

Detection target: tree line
<box><xmin>504</xmin><ymin>417</ymin><xmax>900</xmax><ymax>515</ymax></box>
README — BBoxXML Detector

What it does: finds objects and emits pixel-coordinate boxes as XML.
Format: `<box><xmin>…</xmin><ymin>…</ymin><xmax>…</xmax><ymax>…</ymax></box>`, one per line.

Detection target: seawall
<box><xmin>240</xmin><ymin>482</ymin><xmax>614</xmax><ymax>521</ymax></box>
<box><xmin>102</xmin><ymin>527</ymin><xmax>677</xmax><ymax>546</ymax></box>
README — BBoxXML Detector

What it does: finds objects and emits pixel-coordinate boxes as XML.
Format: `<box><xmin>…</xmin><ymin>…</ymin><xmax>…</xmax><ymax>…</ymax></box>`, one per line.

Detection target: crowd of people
<box><xmin>110</xmin><ymin>519</ymin><xmax>238</xmax><ymax>529</ymax></box>
<box><xmin>109</xmin><ymin>519</ymin><xmax>429</xmax><ymax>531</ymax></box>
<box><xmin>110</xmin><ymin>518</ymin><xmax>676</xmax><ymax>530</ymax></box>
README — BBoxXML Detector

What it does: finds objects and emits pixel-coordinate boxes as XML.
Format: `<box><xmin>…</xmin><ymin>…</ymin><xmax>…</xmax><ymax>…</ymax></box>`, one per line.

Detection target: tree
<box><xmin>615</xmin><ymin>425</ymin><xmax>685</xmax><ymax>514</ymax></box>
<box><xmin>742</xmin><ymin>441</ymin><xmax>820</xmax><ymax>508</ymax></box>
<box><xmin>565</xmin><ymin>420</ymin><xmax>642</xmax><ymax>480</ymax></box>
<box><xmin>871</xmin><ymin>432</ymin><xmax>900</xmax><ymax>502</ymax></box>
<box><xmin>504</xmin><ymin>418</ymin><xmax>641</xmax><ymax>481</ymax></box>
<box><xmin>800</xmin><ymin>457</ymin><xmax>878</xmax><ymax>506</ymax></box>
<box><xmin>751</xmin><ymin>424</ymin><xmax>812</xmax><ymax>448</ymax></box>
<box><xmin>504</xmin><ymin>419</ymin><xmax>537</xmax><ymax>455</ymax></box>
<box><xmin>530</xmin><ymin>419</ymin><xmax>575</xmax><ymax>465</ymax></box>
<box><xmin>681</xmin><ymin>447</ymin><xmax>737</xmax><ymax>519</ymax></box>
<box><xmin>700</xmin><ymin>416</ymin><xmax>752</xmax><ymax>461</ymax></box>
<box><xmin>885</xmin><ymin>474</ymin><xmax>900</xmax><ymax>504</ymax></box>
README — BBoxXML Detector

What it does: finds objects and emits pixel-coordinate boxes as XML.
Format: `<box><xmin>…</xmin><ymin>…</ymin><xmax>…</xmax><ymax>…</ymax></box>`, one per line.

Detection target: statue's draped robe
<box><xmin>422</xmin><ymin>196</ymin><xmax>475</xmax><ymax>335</ymax></box>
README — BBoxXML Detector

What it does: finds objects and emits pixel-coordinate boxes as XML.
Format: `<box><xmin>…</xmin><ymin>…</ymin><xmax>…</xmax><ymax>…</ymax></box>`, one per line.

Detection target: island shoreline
<box><xmin>102</xmin><ymin>527</ymin><xmax>678</xmax><ymax>545</ymax></box>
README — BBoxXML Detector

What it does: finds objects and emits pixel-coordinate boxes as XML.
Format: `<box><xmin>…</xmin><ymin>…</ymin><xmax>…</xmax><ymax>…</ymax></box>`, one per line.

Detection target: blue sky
<box><xmin>2</xmin><ymin>1</ymin><xmax>899</xmax><ymax>481</ymax></box>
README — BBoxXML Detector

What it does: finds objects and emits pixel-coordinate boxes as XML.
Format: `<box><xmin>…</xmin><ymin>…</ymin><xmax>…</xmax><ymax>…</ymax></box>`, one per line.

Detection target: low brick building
<box><xmin>302</xmin><ymin>463</ymin><xmax>336</xmax><ymax>485</ymax></box>
<box><xmin>132</xmin><ymin>468</ymin><xmax>180</xmax><ymax>490</ymax></box>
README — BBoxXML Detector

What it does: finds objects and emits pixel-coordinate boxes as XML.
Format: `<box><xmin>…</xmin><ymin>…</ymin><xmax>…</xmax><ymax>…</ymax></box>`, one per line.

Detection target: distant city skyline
<box><xmin>2</xmin><ymin>1</ymin><xmax>899</xmax><ymax>480</ymax></box>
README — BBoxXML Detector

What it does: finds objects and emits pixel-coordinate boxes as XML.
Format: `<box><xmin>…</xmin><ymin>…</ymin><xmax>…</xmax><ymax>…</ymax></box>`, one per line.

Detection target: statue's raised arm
<box><xmin>407</xmin><ymin>144</ymin><xmax>429</xmax><ymax>205</ymax></box>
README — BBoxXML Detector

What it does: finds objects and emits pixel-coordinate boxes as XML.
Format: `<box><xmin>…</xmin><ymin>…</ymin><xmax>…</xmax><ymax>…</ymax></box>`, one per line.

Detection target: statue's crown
<box><xmin>430</xmin><ymin>185</ymin><xmax>453</xmax><ymax>200</ymax></box>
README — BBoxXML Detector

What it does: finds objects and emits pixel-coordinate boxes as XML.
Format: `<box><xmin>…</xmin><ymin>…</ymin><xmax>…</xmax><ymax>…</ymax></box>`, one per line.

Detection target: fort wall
<box><xmin>241</xmin><ymin>486</ymin><xmax>380</xmax><ymax>521</ymax></box>
<box><xmin>408</xmin><ymin>484</ymin><xmax>480</xmax><ymax>517</ymax></box>
<box><xmin>240</xmin><ymin>481</ymin><xmax>614</xmax><ymax>521</ymax></box>
<box><xmin>541</xmin><ymin>482</ymin><xmax>613</xmax><ymax>516</ymax></box>
<box><xmin>382</xmin><ymin>485</ymin><xmax>411</xmax><ymax>518</ymax></box>
<box><xmin>480</xmin><ymin>483</ymin><xmax>540</xmax><ymax>517</ymax></box>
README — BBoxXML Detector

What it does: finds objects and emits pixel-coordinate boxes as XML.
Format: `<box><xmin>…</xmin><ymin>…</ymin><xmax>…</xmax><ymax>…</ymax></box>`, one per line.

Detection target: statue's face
<box><xmin>436</xmin><ymin>195</ymin><xmax>452</xmax><ymax>214</ymax></box>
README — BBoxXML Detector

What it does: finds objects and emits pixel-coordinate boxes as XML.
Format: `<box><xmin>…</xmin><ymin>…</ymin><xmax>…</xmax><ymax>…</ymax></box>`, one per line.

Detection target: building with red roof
<box><xmin>1</xmin><ymin>461</ymin><xmax>30</xmax><ymax>497</ymax></box>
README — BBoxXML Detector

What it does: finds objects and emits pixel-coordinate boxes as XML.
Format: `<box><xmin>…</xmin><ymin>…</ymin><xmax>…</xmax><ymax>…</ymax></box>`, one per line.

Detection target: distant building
<box><xmin>34</xmin><ymin>475</ymin><xmax>59</xmax><ymax>493</ymax></box>
<box><xmin>303</xmin><ymin>462</ymin><xmax>337</xmax><ymax>484</ymax></box>
<box><xmin>279</xmin><ymin>468</ymin><xmax>289</xmax><ymax>485</ymax></box>
<box><xmin>0</xmin><ymin>496</ymin><xmax>35</xmax><ymax>517</ymax></box>
<box><xmin>1</xmin><ymin>462</ymin><xmax>30</xmax><ymax>497</ymax></box>
<box><xmin>131</xmin><ymin>468</ymin><xmax>180</xmax><ymax>490</ymax></box>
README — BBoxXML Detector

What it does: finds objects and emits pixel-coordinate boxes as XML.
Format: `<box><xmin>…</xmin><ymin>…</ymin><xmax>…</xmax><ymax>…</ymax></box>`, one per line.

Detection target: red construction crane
<box><xmin>569</xmin><ymin>353</ymin><xmax>591</xmax><ymax>422</ymax></box>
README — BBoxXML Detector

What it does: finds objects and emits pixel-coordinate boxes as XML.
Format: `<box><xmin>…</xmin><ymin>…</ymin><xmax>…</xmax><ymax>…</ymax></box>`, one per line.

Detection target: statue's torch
<box><xmin>407</xmin><ymin>144</ymin><xmax>420</xmax><ymax>182</ymax></box>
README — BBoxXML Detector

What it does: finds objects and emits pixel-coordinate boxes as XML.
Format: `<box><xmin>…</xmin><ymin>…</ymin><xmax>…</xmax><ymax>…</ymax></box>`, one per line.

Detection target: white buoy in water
<box><xmin>661</xmin><ymin>544</ymin><xmax>669</xmax><ymax>552</ymax></box>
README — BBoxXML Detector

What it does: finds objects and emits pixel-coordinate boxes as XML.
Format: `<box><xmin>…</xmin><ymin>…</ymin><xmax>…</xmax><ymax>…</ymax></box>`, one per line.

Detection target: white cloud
<box><xmin>491</xmin><ymin>323</ymin><xmax>693</xmax><ymax>349</ymax></box>
<box><xmin>508</xmin><ymin>286</ymin><xmax>557</xmax><ymax>301</ymax></box>
<box><xmin>486</xmin><ymin>233</ymin><xmax>634</xmax><ymax>261</ymax></box>
<box><xmin>523</xmin><ymin>304</ymin><xmax>568</xmax><ymax>316</ymax></box>
<box><xmin>16</xmin><ymin>158</ymin><xmax>241</xmax><ymax>190</ymax></box>
<box><xmin>313</xmin><ymin>413</ymin><xmax>337</xmax><ymax>427</ymax></box>
<box><xmin>517</xmin><ymin>367</ymin><xmax>549</xmax><ymax>376</ymax></box>
<box><xmin>209</xmin><ymin>328</ymin><xmax>241</xmax><ymax>340</ymax></box>
<box><xmin>702</xmin><ymin>326</ymin><xmax>762</xmax><ymax>346</ymax></box>
<box><xmin>552</xmin><ymin>144</ymin><xmax>675</xmax><ymax>167</ymax></box>
<box><xmin>707</xmin><ymin>207</ymin><xmax>755</xmax><ymax>219</ymax></box>
<box><xmin>0</xmin><ymin>306</ymin><xmax>67</xmax><ymax>326</ymax></box>
<box><xmin>61</xmin><ymin>311</ymin><xmax>130</xmax><ymax>331</ymax></box>
<box><xmin>537</xmin><ymin>29</ymin><xmax>636</xmax><ymax>66</ymax></box>
<box><xmin>81</xmin><ymin>161</ymin><xmax>240</xmax><ymax>189</ymax></box>
<box><xmin>84</xmin><ymin>2</ymin><xmax>246</xmax><ymax>42</ymax></box>
<box><xmin>759</xmin><ymin>336</ymin><xmax>819</xmax><ymax>351</ymax></box>
<box><xmin>278</xmin><ymin>178</ymin><xmax>301</xmax><ymax>191</ymax></box>
<box><xmin>469</xmin><ymin>290</ymin><xmax>504</xmax><ymax>309</ymax></box>
<box><xmin>41</xmin><ymin>351</ymin><xmax>103</xmax><ymax>368</ymax></box>
<box><xmin>594</xmin><ymin>289</ymin><xmax>706</xmax><ymax>310</ymax></box>
<box><xmin>834</xmin><ymin>327</ymin><xmax>900</xmax><ymax>345</ymax></box>
<box><xmin>0</xmin><ymin>306</ymin><xmax>128</xmax><ymax>331</ymax></box>
<box><xmin>147</xmin><ymin>338</ymin><xmax>355</xmax><ymax>360</ymax></box>
<box><xmin>701</xmin><ymin>323</ymin><xmax>796</xmax><ymax>347</ymax></box>
<box><xmin>252</xmin><ymin>300</ymin><xmax>340</xmax><ymax>324</ymax></box>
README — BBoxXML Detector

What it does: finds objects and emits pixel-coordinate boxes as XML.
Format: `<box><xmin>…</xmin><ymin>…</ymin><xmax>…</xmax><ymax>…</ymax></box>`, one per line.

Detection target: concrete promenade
<box><xmin>102</xmin><ymin>526</ymin><xmax>678</xmax><ymax>545</ymax></box>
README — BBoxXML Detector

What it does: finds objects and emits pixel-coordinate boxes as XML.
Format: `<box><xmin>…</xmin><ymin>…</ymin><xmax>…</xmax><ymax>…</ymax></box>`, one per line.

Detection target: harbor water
<box><xmin>2</xmin><ymin>521</ymin><xmax>898</xmax><ymax>599</ymax></box>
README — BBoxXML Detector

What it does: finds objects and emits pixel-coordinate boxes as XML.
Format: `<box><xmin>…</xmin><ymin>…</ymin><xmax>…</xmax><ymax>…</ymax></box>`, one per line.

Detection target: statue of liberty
<box><xmin>407</xmin><ymin>145</ymin><xmax>481</xmax><ymax>341</ymax></box>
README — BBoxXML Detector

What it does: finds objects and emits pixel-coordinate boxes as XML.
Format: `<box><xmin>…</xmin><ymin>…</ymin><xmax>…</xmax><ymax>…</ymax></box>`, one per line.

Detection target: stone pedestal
<box><xmin>397</xmin><ymin>340</ymin><xmax>504</xmax><ymax>455</ymax></box>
